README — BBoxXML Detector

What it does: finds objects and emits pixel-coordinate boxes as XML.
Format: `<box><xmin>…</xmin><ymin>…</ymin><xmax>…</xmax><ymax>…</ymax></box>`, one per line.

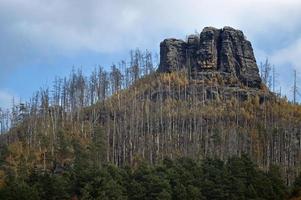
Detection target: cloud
<box><xmin>1</xmin><ymin>0</ymin><xmax>301</xmax><ymax>54</ymax></box>
<box><xmin>271</xmin><ymin>39</ymin><xmax>301</xmax><ymax>70</ymax></box>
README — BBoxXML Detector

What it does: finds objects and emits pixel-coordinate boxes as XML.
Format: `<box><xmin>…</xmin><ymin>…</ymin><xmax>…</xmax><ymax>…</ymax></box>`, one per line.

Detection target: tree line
<box><xmin>0</xmin><ymin>49</ymin><xmax>157</xmax><ymax>135</ymax></box>
<box><xmin>0</xmin><ymin>154</ymin><xmax>297</xmax><ymax>200</ymax></box>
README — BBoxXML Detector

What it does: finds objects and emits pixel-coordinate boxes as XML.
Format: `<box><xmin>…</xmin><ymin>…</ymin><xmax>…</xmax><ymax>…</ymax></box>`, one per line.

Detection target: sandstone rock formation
<box><xmin>158</xmin><ymin>26</ymin><xmax>262</xmax><ymax>88</ymax></box>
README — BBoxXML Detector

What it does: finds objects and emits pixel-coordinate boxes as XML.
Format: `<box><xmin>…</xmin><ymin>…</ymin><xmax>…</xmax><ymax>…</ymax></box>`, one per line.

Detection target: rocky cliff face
<box><xmin>158</xmin><ymin>27</ymin><xmax>262</xmax><ymax>88</ymax></box>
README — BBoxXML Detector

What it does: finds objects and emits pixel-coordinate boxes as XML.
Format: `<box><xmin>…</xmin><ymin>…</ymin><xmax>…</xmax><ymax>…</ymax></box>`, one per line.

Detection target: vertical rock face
<box><xmin>218</xmin><ymin>27</ymin><xmax>261</xmax><ymax>88</ymax></box>
<box><xmin>158</xmin><ymin>39</ymin><xmax>187</xmax><ymax>72</ymax></box>
<box><xmin>158</xmin><ymin>26</ymin><xmax>262</xmax><ymax>88</ymax></box>
<box><xmin>197</xmin><ymin>27</ymin><xmax>220</xmax><ymax>70</ymax></box>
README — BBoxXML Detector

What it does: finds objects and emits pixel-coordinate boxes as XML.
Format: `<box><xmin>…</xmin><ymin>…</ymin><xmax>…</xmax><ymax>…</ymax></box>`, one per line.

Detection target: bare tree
<box><xmin>260</xmin><ymin>58</ymin><xmax>272</xmax><ymax>88</ymax></box>
<box><xmin>292</xmin><ymin>69</ymin><xmax>299</xmax><ymax>104</ymax></box>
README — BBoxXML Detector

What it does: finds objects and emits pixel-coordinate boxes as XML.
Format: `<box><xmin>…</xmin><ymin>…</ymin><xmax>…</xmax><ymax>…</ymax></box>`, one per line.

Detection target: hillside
<box><xmin>85</xmin><ymin>70</ymin><xmax>301</xmax><ymax>181</ymax></box>
<box><xmin>1</xmin><ymin>26</ymin><xmax>301</xmax><ymax>199</ymax></box>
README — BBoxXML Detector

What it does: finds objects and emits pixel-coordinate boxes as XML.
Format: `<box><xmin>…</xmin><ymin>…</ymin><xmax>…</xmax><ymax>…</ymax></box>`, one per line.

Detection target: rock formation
<box><xmin>158</xmin><ymin>26</ymin><xmax>262</xmax><ymax>88</ymax></box>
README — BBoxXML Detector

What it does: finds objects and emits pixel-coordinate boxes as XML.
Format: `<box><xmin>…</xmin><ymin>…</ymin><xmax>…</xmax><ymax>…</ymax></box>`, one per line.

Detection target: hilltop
<box><xmin>157</xmin><ymin>27</ymin><xmax>274</xmax><ymax>102</ymax></box>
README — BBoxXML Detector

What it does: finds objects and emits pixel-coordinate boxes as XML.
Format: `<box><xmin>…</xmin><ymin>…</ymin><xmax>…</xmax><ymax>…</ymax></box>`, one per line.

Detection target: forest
<box><xmin>0</xmin><ymin>155</ymin><xmax>296</xmax><ymax>200</ymax></box>
<box><xmin>0</xmin><ymin>48</ymin><xmax>301</xmax><ymax>199</ymax></box>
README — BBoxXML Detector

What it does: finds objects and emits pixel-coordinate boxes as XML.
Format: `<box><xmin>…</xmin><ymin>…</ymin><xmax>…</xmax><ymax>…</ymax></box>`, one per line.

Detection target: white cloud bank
<box><xmin>0</xmin><ymin>0</ymin><xmax>300</xmax><ymax>53</ymax></box>
<box><xmin>271</xmin><ymin>39</ymin><xmax>301</xmax><ymax>69</ymax></box>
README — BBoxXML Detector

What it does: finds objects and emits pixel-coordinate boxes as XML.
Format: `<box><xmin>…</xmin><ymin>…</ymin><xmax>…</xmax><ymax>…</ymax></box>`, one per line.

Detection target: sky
<box><xmin>1</xmin><ymin>0</ymin><xmax>301</xmax><ymax>108</ymax></box>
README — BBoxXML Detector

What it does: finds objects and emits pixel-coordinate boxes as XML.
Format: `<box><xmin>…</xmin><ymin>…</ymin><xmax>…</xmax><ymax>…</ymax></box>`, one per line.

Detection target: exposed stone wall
<box><xmin>158</xmin><ymin>39</ymin><xmax>187</xmax><ymax>72</ymax></box>
<box><xmin>158</xmin><ymin>26</ymin><xmax>262</xmax><ymax>88</ymax></box>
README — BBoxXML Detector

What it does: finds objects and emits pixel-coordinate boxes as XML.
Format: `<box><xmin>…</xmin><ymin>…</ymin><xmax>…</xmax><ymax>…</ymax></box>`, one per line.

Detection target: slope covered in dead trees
<box><xmin>90</xmin><ymin>71</ymin><xmax>300</xmax><ymax>183</ymax></box>
<box><xmin>0</xmin><ymin>26</ymin><xmax>301</xmax><ymax>199</ymax></box>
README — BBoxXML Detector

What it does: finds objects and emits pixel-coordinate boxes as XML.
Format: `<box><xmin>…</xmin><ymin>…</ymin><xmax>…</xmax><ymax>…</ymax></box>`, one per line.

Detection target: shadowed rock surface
<box><xmin>158</xmin><ymin>26</ymin><xmax>262</xmax><ymax>88</ymax></box>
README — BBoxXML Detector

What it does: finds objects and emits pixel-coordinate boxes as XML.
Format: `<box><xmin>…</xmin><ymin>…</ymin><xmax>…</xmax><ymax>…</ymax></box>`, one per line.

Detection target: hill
<box><xmin>1</xmin><ymin>26</ymin><xmax>301</xmax><ymax>199</ymax></box>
